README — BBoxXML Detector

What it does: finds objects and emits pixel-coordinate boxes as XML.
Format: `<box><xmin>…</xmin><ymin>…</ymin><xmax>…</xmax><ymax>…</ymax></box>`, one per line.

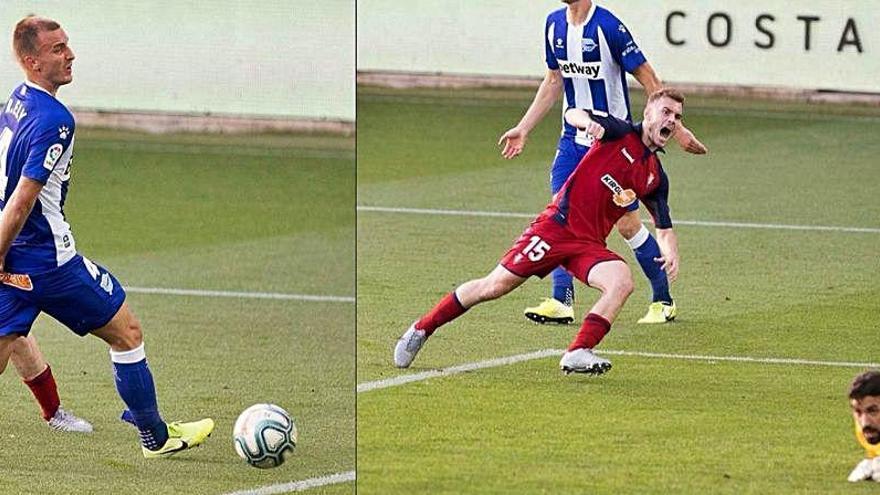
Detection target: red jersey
<box><xmin>538</xmin><ymin>112</ymin><xmax>672</xmax><ymax>244</ymax></box>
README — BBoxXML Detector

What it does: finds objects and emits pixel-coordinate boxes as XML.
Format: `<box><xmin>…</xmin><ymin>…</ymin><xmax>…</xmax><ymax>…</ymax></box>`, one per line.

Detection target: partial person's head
<box><xmin>642</xmin><ymin>88</ymin><xmax>684</xmax><ymax>149</ymax></box>
<box><xmin>13</xmin><ymin>16</ymin><xmax>74</xmax><ymax>93</ymax></box>
<box><xmin>850</xmin><ymin>370</ymin><xmax>880</xmax><ymax>445</ymax></box>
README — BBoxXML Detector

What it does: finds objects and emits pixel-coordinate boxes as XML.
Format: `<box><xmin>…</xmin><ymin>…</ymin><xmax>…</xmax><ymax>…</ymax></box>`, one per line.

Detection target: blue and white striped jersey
<box><xmin>0</xmin><ymin>81</ymin><xmax>77</xmax><ymax>273</ymax></box>
<box><xmin>544</xmin><ymin>4</ymin><xmax>647</xmax><ymax>146</ymax></box>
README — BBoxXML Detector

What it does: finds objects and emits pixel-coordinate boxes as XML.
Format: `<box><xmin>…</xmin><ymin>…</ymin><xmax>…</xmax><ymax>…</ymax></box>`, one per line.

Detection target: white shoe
<box><xmin>394</xmin><ymin>324</ymin><xmax>427</xmax><ymax>368</ymax></box>
<box><xmin>559</xmin><ymin>348</ymin><xmax>612</xmax><ymax>375</ymax></box>
<box><xmin>48</xmin><ymin>407</ymin><xmax>94</xmax><ymax>433</ymax></box>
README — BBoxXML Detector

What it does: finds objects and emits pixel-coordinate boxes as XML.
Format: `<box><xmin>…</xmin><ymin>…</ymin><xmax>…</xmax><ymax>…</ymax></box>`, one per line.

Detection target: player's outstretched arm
<box><xmin>632</xmin><ymin>63</ymin><xmax>663</xmax><ymax>96</ymax></box>
<box><xmin>498</xmin><ymin>68</ymin><xmax>563</xmax><ymax>159</ymax></box>
<box><xmin>0</xmin><ymin>177</ymin><xmax>44</xmax><ymax>270</ymax></box>
<box><xmin>564</xmin><ymin>109</ymin><xmax>605</xmax><ymax>141</ymax></box>
<box><xmin>654</xmin><ymin>228</ymin><xmax>680</xmax><ymax>283</ymax></box>
<box><xmin>674</xmin><ymin>124</ymin><xmax>708</xmax><ymax>155</ymax></box>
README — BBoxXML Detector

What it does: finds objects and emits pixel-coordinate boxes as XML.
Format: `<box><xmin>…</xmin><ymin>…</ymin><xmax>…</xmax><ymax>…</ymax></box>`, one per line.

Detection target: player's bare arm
<box><xmin>653</xmin><ymin>228</ymin><xmax>679</xmax><ymax>283</ymax></box>
<box><xmin>563</xmin><ymin>108</ymin><xmax>605</xmax><ymax>140</ymax></box>
<box><xmin>0</xmin><ymin>177</ymin><xmax>44</xmax><ymax>270</ymax></box>
<box><xmin>633</xmin><ymin>63</ymin><xmax>707</xmax><ymax>155</ymax></box>
<box><xmin>498</xmin><ymin>68</ymin><xmax>563</xmax><ymax>159</ymax></box>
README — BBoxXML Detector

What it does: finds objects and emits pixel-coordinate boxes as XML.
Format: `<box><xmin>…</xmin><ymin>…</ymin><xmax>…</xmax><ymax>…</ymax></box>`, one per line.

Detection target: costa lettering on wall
<box><xmin>664</xmin><ymin>11</ymin><xmax>863</xmax><ymax>53</ymax></box>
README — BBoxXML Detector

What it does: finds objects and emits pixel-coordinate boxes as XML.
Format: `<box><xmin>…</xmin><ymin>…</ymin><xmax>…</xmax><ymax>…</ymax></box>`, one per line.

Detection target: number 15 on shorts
<box><xmin>522</xmin><ymin>235</ymin><xmax>551</xmax><ymax>261</ymax></box>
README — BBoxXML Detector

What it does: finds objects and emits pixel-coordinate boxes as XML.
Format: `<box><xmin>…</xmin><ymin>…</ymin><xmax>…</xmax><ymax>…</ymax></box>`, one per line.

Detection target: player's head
<box><xmin>642</xmin><ymin>88</ymin><xmax>684</xmax><ymax>149</ymax></box>
<box><xmin>850</xmin><ymin>370</ymin><xmax>880</xmax><ymax>445</ymax></box>
<box><xmin>13</xmin><ymin>15</ymin><xmax>74</xmax><ymax>92</ymax></box>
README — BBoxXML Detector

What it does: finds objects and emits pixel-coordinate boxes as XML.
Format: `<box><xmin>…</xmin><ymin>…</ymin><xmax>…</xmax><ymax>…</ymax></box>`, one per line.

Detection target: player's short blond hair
<box><xmin>13</xmin><ymin>15</ymin><xmax>61</xmax><ymax>64</ymax></box>
<box><xmin>648</xmin><ymin>88</ymin><xmax>685</xmax><ymax>105</ymax></box>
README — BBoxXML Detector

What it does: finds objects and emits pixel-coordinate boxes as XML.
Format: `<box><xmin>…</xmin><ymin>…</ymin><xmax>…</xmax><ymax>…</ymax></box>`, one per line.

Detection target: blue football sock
<box><xmin>110</xmin><ymin>344</ymin><xmax>168</xmax><ymax>450</ymax></box>
<box><xmin>626</xmin><ymin>225</ymin><xmax>672</xmax><ymax>304</ymax></box>
<box><xmin>551</xmin><ymin>267</ymin><xmax>574</xmax><ymax>306</ymax></box>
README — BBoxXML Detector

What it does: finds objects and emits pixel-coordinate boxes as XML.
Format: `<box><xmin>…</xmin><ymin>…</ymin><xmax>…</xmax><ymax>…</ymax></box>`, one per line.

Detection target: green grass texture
<box><xmin>356</xmin><ymin>85</ymin><xmax>880</xmax><ymax>494</ymax></box>
<box><xmin>0</xmin><ymin>128</ymin><xmax>354</xmax><ymax>495</ymax></box>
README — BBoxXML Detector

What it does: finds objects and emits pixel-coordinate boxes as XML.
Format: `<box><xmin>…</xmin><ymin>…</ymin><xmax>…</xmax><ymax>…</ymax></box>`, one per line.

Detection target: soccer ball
<box><xmin>233</xmin><ymin>403</ymin><xmax>297</xmax><ymax>468</ymax></box>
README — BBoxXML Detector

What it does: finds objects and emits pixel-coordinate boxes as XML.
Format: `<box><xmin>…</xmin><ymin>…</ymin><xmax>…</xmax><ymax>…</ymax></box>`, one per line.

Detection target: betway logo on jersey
<box><xmin>601</xmin><ymin>174</ymin><xmax>637</xmax><ymax>207</ymax></box>
<box><xmin>558</xmin><ymin>60</ymin><xmax>602</xmax><ymax>79</ymax></box>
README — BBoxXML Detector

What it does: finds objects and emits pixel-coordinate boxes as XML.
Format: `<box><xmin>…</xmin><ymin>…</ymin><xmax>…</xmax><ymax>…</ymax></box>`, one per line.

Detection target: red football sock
<box><xmin>415</xmin><ymin>291</ymin><xmax>468</xmax><ymax>336</ymax></box>
<box><xmin>567</xmin><ymin>313</ymin><xmax>612</xmax><ymax>351</ymax></box>
<box><xmin>23</xmin><ymin>364</ymin><xmax>61</xmax><ymax>421</ymax></box>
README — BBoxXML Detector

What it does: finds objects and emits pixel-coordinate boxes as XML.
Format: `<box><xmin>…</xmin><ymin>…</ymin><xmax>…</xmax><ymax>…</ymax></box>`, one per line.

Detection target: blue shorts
<box><xmin>0</xmin><ymin>254</ymin><xmax>127</xmax><ymax>337</ymax></box>
<box><xmin>551</xmin><ymin>137</ymin><xmax>640</xmax><ymax>212</ymax></box>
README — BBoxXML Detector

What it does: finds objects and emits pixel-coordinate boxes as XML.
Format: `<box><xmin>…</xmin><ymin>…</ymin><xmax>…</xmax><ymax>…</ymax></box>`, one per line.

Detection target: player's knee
<box><xmin>609</xmin><ymin>276</ymin><xmax>634</xmax><ymax>301</ymax></box>
<box><xmin>120</xmin><ymin>317</ymin><xmax>143</xmax><ymax>349</ymax></box>
<box><xmin>478</xmin><ymin>277</ymin><xmax>508</xmax><ymax>301</ymax></box>
<box><xmin>616</xmin><ymin>215</ymin><xmax>641</xmax><ymax>239</ymax></box>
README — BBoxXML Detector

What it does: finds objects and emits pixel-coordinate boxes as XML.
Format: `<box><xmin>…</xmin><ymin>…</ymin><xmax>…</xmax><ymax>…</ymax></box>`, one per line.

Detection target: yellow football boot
<box><xmin>524</xmin><ymin>298</ymin><xmax>575</xmax><ymax>325</ymax></box>
<box><xmin>142</xmin><ymin>418</ymin><xmax>215</xmax><ymax>459</ymax></box>
<box><xmin>637</xmin><ymin>302</ymin><xmax>677</xmax><ymax>324</ymax></box>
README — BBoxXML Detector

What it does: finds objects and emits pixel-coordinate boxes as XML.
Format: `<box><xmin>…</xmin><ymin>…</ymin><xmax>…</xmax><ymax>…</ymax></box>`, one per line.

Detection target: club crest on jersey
<box><xmin>601</xmin><ymin>174</ymin><xmax>637</xmax><ymax>207</ymax></box>
<box><xmin>582</xmin><ymin>38</ymin><xmax>597</xmax><ymax>52</ymax></box>
<box><xmin>558</xmin><ymin>61</ymin><xmax>601</xmax><ymax>79</ymax></box>
<box><xmin>556</xmin><ymin>38</ymin><xmax>564</xmax><ymax>48</ymax></box>
<box><xmin>43</xmin><ymin>143</ymin><xmax>63</xmax><ymax>170</ymax></box>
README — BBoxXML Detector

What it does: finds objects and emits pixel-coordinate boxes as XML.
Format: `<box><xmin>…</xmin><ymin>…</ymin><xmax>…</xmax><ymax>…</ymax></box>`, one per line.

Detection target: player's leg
<box><xmin>91</xmin><ymin>302</ymin><xmax>213</xmax><ymax>457</ymax></box>
<box><xmin>10</xmin><ymin>334</ymin><xmax>93</xmax><ymax>432</ymax></box>
<box><xmin>523</xmin><ymin>140</ymin><xmax>585</xmax><ymax>325</ymax></box>
<box><xmin>38</xmin><ymin>255</ymin><xmax>212</xmax><ymax>457</ymax></box>
<box><xmin>395</xmin><ymin>264</ymin><xmax>527</xmax><ymax>368</ymax></box>
<box><xmin>0</xmin><ymin>334</ymin><xmax>17</xmax><ymax>375</ymax></box>
<box><xmin>560</xmin><ymin>259</ymin><xmax>634</xmax><ymax>375</ymax></box>
<box><xmin>616</xmin><ymin>209</ymin><xmax>676</xmax><ymax>324</ymax></box>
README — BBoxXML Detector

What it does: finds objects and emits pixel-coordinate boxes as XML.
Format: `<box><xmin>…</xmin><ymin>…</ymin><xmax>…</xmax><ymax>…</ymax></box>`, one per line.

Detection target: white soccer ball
<box><xmin>233</xmin><ymin>403</ymin><xmax>297</xmax><ymax>468</ymax></box>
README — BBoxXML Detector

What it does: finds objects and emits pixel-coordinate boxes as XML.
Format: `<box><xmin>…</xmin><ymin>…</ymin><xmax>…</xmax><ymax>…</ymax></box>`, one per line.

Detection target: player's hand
<box><xmin>848</xmin><ymin>458</ymin><xmax>880</xmax><ymax>482</ymax></box>
<box><xmin>654</xmin><ymin>253</ymin><xmax>679</xmax><ymax>283</ymax></box>
<box><xmin>584</xmin><ymin>121</ymin><xmax>605</xmax><ymax>141</ymax></box>
<box><xmin>675</xmin><ymin>126</ymin><xmax>708</xmax><ymax>155</ymax></box>
<box><xmin>498</xmin><ymin>127</ymin><xmax>527</xmax><ymax>159</ymax></box>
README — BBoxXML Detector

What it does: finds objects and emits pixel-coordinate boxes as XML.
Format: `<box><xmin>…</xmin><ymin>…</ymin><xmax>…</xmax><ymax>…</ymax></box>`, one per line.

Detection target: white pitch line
<box><xmin>126</xmin><ymin>286</ymin><xmax>354</xmax><ymax>303</ymax></box>
<box><xmin>358</xmin><ymin>348</ymin><xmax>880</xmax><ymax>394</ymax></box>
<box><xmin>357</xmin><ymin>349</ymin><xmax>561</xmax><ymax>393</ymax></box>
<box><xmin>220</xmin><ymin>470</ymin><xmax>355</xmax><ymax>495</ymax></box>
<box><xmin>357</xmin><ymin>205</ymin><xmax>880</xmax><ymax>234</ymax></box>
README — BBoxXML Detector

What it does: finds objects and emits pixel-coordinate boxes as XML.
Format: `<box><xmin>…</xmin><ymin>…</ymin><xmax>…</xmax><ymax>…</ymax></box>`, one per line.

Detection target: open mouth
<box><xmin>659</xmin><ymin>126</ymin><xmax>673</xmax><ymax>139</ymax></box>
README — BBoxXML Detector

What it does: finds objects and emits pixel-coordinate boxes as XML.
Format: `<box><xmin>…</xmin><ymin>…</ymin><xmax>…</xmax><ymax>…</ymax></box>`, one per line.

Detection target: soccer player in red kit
<box><xmin>395</xmin><ymin>88</ymin><xmax>687</xmax><ymax>375</ymax></box>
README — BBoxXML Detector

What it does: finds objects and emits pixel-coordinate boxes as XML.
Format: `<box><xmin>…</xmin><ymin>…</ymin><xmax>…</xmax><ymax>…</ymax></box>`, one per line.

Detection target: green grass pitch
<box><xmin>0</xmin><ymin>129</ymin><xmax>354</xmax><ymax>494</ymax></box>
<box><xmin>356</xmin><ymin>85</ymin><xmax>880</xmax><ymax>494</ymax></box>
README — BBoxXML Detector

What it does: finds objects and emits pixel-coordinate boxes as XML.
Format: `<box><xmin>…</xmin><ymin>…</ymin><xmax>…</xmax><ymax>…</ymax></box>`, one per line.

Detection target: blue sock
<box><xmin>110</xmin><ymin>344</ymin><xmax>168</xmax><ymax>450</ymax></box>
<box><xmin>551</xmin><ymin>267</ymin><xmax>574</xmax><ymax>306</ymax></box>
<box><xmin>626</xmin><ymin>226</ymin><xmax>672</xmax><ymax>304</ymax></box>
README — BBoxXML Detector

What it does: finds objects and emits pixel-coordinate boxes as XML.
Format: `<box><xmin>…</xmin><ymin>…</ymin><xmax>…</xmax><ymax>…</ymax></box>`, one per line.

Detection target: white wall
<box><xmin>358</xmin><ymin>0</ymin><xmax>880</xmax><ymax>93</ymax></box>
<box><xmin>1</xmin><ymin>1</ymin><xmax>354</xmax><ymax>120</ymax></box>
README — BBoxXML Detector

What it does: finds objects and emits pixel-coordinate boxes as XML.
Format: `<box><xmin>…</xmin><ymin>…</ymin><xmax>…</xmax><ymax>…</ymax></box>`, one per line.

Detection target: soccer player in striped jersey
<box><xmin>396</xmin><ymin>88</ymin><xmax>689</xmax><ymax>374</ymax></box>
<box><xmin>848</xmin><ymin>370</ymin><xmax>880</xmax><ymax>482</ymax></box>
<box><xmin>498</xmin><ymin>0</ymin><xmax>706</xmax><ymax>326</ymax></box>
<box><xmin>0</xmin><ymin>16</ymin><xmax>213</xmax><ymax>458</ymax></box>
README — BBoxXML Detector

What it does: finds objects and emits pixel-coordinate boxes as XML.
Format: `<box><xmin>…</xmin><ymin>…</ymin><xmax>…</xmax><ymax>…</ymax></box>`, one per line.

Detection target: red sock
<box><xmin>567</xmin><ymin>313</ymin><xmax>612</xmax><ymax>351</ymax></box>
<box><xmin>23</xmin><ymin>365</ymin><xmax>61</xmax><ymax>421</ymax></box>
<box><xmin>415</xmin><ymin>291</ymin><xmax>468</xmax><ymax>336</ymax></box>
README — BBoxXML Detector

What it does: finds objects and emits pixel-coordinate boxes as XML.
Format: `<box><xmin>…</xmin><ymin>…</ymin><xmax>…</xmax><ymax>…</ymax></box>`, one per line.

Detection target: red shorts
<box><xmin>499</xmin><ymin>217</ymin><xmax>623</xmax><ymax>284</ymax></box>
